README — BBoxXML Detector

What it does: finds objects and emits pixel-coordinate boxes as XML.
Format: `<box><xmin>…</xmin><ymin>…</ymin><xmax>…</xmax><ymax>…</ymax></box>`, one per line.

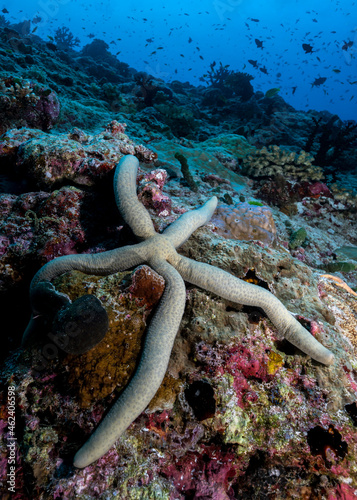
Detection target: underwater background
<box><xmin>0</xmin><ymin>0</ymin><xmax>357</xmax><ymax>498</ymax></box>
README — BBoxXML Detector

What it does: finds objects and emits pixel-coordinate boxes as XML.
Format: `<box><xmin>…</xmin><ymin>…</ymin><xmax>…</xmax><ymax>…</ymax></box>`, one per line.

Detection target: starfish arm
<box><xmin>22</xmin><ymin>243</ymin><xmax>147</xmax><ymax>346</ymax></box>
<box><xmin>114</xmin><ymin>155</ymin><xmax>156</xmax><ymax>240</ymax></box>
<box><xmin>163</xmin><ymin>196</ymin><xmax>218</xmax><ymax>248</ymax></box>
<box><xmin>29</xmin><ymin>244</ymin><xmax>147</xmax><ymax>290</ymax></box>
<box><xmin>174</xmin><ymin>255</ymin><xmax>334</xmax><ymax>366</ymax></box>
<box><xmin>73</xmin><ymin>258</ymin><xmax>186</xmax><ymax>468</ymax></box>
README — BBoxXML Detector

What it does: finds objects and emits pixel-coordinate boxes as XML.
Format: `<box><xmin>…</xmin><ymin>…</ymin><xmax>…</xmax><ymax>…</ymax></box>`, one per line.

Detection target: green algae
<box><xmin>289</xmin><ymin>227</ymin><xmax>307</xmax><ymax>249</ymax></box>
<box><xmin>325</xmin><ymin>261</ymin><xmax>357</xmax><ymax>272</ymax></box>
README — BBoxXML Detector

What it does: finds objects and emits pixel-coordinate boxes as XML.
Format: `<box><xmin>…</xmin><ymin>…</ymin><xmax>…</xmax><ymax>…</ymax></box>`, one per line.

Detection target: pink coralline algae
<box><xmin>0</xmin><ymin>127</ymin><xmax>44</xmax><ymax>158</ymax></box>
<box><xmin>125</xmin><ymin>264</ymin><xmax>165</xmax><ymax>309</ymax></box>
<box><xmin>138</xmin><ymin>168</ymin><xmax>172</xmax><ymax>217</ymax></box>
<box><xmin>0</xmin><ymin>187</ymin><xmax>85</xmax><ymax>291</ymax></box>
<box><xmin>0</xmin><ymin>121</ymin><xmax>157</xmax><ymax>189</ymax></box>
<box><xmin>0</xmin><ymin>76</ymin><xmax>60</xmax><ymax>134</ymax></box>
<box><xmin>162</xmin><ymin>444</ymin><xmax>239</xmax><ymax>498</ymax></box>
<box><xmin>304</xmin><ymin>181</ymin><xmax>332</xmax><ymax>198</ymax></box>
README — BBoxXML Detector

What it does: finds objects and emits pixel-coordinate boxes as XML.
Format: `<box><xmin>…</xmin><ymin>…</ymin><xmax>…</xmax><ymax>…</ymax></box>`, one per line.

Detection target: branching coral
<box><xmin>241</xmin><ymin>145</ymin><xmax>324</xmax><ymax>182</ymax></box>
<box><xmin>54</xmin><ymin>26</ymin><xmax>80</xmax><ymax>50</ymax></box>
<box><xmin>305</xmin><ymin>115</ymin><xmax>357</xmax><ymax>169</ymax></box>
<box><xmin>0</xmin><ymin>76</ymin><xmax>40</xmax><ymax>109</ymax></box>
<box><xmin>201</xmin><ymin>62</ymin><xmax>254</xmax><ymax>101</ymax></box>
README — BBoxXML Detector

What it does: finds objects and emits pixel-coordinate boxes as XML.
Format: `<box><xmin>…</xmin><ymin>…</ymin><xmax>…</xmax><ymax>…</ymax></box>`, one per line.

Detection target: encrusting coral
<box><xmin>213</xmin><ymin>201</ymin><xmax>277</xmax><ymax>245</ymax></box>
<box><xmin>241</xmin><ymin>144</ymin><xmax>324</xmax><ymax>181</ymax></box>
<box><xmin>23</xmin><ymin>155</ymin><xmax>334</xmax><ymax>469</ymax></box>
<box><xmin>0</xmin><ymin>76</ymin><xmax>60</xmax><ymax>133</ymax></box>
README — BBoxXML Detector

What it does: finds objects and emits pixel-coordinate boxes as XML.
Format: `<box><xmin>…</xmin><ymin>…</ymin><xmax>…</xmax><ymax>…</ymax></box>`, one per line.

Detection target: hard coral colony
<box><xmin>23</xmin><ymin>155</ymin><xmax>334</xmax><ymax>469</ymax></box>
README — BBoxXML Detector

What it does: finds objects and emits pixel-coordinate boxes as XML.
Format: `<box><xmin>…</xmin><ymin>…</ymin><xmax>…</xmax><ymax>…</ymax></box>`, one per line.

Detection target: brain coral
<box><xmin>213</xmin><ymin>202</ymin><xmax>277</xmax><ymax>245</ymax></box>
<box><xmin>241</xmin><ymin>145</ymin><xmax>324</xmax><ymax>181</ymax></box>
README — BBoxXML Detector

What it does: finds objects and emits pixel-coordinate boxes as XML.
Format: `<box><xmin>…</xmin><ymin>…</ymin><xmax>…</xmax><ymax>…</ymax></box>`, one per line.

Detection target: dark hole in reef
<box><xmin>274</xmin><ymin>339</ymin><xmax>297</xmax><ymax>356</ymax></box>
<box><xmin>245</xmin><ymin>449</ymin><xmax>267</xmax><ymax>474</ymax></box>
<box><xmin>307</xmin><ymin>424</ymin><xmax>348</xmax><ymax>467</ymax></box>
<box><xmin>345</xmin><ymin>402</ymin><xmax>357</xmax><ymax>426</ymax></box>
<box><xmin>226</xmin><ymin>303</ymin><xmax>266</xmax><ymax>324</ymax></box>
<box><xmin>245</xmin><ymin>306</ymin><xmax>266</xmax><ymax>324</ymax></box>
<box><xmin>242</xmin><ymin>269</ymin><xmax>270</xmax><ymax>290</ymax></box>
<box><xmin>184</xmin><ymin>380</ymin><xmax>216</xmax><ymax>421</ymax></box>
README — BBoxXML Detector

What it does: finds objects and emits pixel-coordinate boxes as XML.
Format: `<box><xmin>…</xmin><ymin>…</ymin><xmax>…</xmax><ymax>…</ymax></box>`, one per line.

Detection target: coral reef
<box><xmin>0</xmin><ymin>15</ymin><xmax>356</xmax><ymax>499</ymax></box>
<box><xmin>202</xmin><ymin>61</ymin><xmax>254</xmax><ymax>102</ymax></box>
<box><xmin>0</xmin><ymin>121</ymin><xmax>157</xmax><ymax>189</ymax></box>
<box><xmin>0</xmin><ymin>76</ymin><xmax>60</xmax><ymax>134</ymax></box>
<box><xmin>305</xmin><ymin>114</ymin><xmax>357</xmax><ymax>170</ymax></box>
<box><xmin>212</xmin><ymin>201</ymin><xmax>277</xmax><ymax>245</ymax></box>
<box><xmin>241</xmin><ymin>145</ymin><xmax>324</xmax><ymax>182</ymax></box>
<box><xmin>60</xmin><ymin>266</ymin><xmax>165</xmax><ymax>408</ymax></box>
<box><xmin>54</xmin><ymin>27</ymin><xmax>80</xmax><ymax>51</ymax></box>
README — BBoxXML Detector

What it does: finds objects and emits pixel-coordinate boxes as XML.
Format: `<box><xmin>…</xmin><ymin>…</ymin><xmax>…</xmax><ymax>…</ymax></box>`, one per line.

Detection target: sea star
<box><xmin>22</xmin><ymin>154</ymin><xmax>334</xmax><ymax>468</ymax></box>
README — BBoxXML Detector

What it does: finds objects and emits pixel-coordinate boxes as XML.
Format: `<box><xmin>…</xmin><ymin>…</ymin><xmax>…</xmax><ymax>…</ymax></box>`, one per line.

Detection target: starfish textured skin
<box><xmin>22</xmin><ymin>154</ymin><xmax>334</xmax><ymax>469</ymax></box>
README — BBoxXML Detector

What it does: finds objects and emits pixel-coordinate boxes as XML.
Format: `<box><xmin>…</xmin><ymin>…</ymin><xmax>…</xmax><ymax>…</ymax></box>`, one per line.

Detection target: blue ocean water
<box><xmin>3</xmin><ymin>0</ymin><xmax>356</xmax><ymax>121</ymax></box>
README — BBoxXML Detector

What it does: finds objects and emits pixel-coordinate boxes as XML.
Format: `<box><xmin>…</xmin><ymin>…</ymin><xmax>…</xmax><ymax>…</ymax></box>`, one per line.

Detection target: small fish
<box><xmin>332</xmin><ymin>69</ymin><xmax>341</xmax><ymax>73</ymax></box>
<box><xmin>146</xmin><ymin>38</ymin><xmax>154</xmax><ymax>43</ymax></box>
<box><xmin>188</xmin><ymin>37</ymin><xmax>192</xmax><ymax>43</ymax></box>
<box><xmin>292</xmin><ymin>86</ymin><xmax>297</xmax><ymax>94</ymax></box>
<box><xmin>32</xmin><ymin>26</ymin><xmax>38</xmax><ymax>33</ymax></box>
<box><xmin>311</xmin><ymin>76</ymin><xmax>327</xmax><ymax>87</ymax></box>
<box><xmin>250</xmin><ymin>18</ymin><xmax>259</xmax><ymax>22</ymax></box>
<box><xmin>87</xmin><ymin>33</ymin><xmax>95</xmax><ymax>38</ymax></box>
<box><xmin>302</xmin><ymin>43</ymin><xmax>313</xmax><ymax>53</ymax></box>
<box><xmin>259</xmin><ymin>66</ymin><xmax>268</xmax><ymax>74</ymax></box>
<box><xmin>248</xmin><ymin>59</ymin><xmax>258</xmax><ymax>68</ymax></box>
<box><xmin>199</xmin><ymin>55</ymin><xmax>204</xmax><ymax>60</ymax></box>
<box><xmin>342</xmin><ymin>40</ymin><xmax>353</xmax><ymax>50</ymax></box>
<box><xmin>265</xmin><ymin>87</ymin><xmax>280</xmax><ymax>98</ymax></box>
<box><xmin>265</xmin><ymin>87</ymin><xmax>280</xmax><ymax>97</ymax></box>
<box><xmin>47</xmin><ymin>35</ymin><xmax>54</xmax><ymax>41</ymax></box>
<box><xmin>255</xmin><ymin>38</ymin><xmax>263</xmax><ymax>48</ymax></box>
<box><xmin>1</xmin><ymin>8</ymin><xmax>8</xmax><ymax>13</ymax></box>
